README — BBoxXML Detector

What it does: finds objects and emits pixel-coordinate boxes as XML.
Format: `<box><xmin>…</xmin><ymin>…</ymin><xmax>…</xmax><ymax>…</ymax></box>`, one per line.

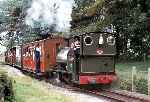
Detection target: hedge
<box><xmin>0</xmin><ymin>71</ymin><xmax>14</xmax><ymax>102</ymax></box>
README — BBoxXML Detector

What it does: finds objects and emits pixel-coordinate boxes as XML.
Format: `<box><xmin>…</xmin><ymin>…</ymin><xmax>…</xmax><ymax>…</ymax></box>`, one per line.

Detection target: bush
<box><xmin>135</xmin><ymin>78</ymin><xmax>148</xmax><ymax>95</ymax></box>
<box><xmin>0</xmin><ymin>72</ymin><xmax>14</xmax><ymax>102</ymax></box>
<box><xmin>119</xmin><ymin>79</ymin><xmax>132</xmax><ymax>91</ymax></box>
<box><xmin>118</xmin><ymin>77</ymin><xmax>148</xmax><ymax>95</ymax></box>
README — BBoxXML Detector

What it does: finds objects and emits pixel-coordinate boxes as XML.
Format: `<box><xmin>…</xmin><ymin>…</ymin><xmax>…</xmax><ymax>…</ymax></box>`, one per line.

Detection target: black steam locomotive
<box><xmin>56</xmin><ymin>32</ymin><xmax>116</xmax><ymax>85</ymax></box>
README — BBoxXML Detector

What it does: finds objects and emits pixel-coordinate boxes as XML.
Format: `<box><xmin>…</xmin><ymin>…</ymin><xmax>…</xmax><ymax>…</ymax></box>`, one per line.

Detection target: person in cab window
<box><xmin>71</xmin><ymin>36</ymin><xmax>80</xmax><ymax>52</ymax></box>
<box><xmin>71</xmin><ymin>36</ymin><xmax>80</xmax><ymax>74</ymax></box>
<box><xmin>71</xmin><ymin>36</ymin><xmax>80</xmax><ymax>58</ymax></box>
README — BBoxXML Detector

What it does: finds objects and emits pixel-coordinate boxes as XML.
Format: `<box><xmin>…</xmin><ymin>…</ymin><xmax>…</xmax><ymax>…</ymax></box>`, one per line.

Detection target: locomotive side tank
<box><xmin>67</xmin><ymin>32</ymin><xmax>116</xmax><ymax>85</ymax></box>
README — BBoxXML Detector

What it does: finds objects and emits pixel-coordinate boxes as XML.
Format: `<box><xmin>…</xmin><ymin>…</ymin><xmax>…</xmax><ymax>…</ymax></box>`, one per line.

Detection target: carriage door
<box><xmin>34</xmin><ymin>45</ymin><xmax>41</xmax><ymax>73</ymax></box>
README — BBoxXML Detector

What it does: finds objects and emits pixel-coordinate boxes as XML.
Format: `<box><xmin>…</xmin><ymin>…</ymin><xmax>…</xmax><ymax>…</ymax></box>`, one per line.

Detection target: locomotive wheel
<box><xmin>45</xmin><ymin>72</ymin><xmax>53</xmax><ymax>82</ymax></box>
<box><xmin>62</xmin><ymin>74</ymin><xmax>72</xmax><ymax>84</ymax></box>
<box><xmin>55</xmin><ymin>72</ymin><xmax>63</xmax><ymax>84</ymax></box>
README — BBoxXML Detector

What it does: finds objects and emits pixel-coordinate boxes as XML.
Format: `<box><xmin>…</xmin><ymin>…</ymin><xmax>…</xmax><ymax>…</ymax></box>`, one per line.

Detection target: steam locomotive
<box><xmin>5</xmin><ymin>32</ymin><xmax>116</xmax><ymax>85</ymax></box>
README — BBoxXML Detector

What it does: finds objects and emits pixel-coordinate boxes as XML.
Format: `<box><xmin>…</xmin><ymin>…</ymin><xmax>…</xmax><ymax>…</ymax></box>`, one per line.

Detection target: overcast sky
<box><xmin>0</xmin><ymin>32</ymin><xmax>7</xmax><ymax>54</ymax></box>
<box><xmin>0</xmin><ymin>45</ymin><xmax>6</xmax><ymax>53</ymax></box>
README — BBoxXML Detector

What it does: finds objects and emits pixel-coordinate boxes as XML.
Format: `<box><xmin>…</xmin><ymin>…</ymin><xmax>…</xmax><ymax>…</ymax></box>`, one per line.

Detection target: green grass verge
<box><xmin>12</xmin><ymin>76</ymin><xmax>72</xmax><ymax>102</ymax></box>
<box><xmin>0</xmin><ymin>67</ymin><xmax>72</xmax><ymax>102</ymax></box>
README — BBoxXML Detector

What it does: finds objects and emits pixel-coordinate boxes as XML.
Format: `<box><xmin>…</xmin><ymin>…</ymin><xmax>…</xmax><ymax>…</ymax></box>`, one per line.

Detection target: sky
<box><xmin>0</xmin><ymin>31</ymin><xmax>7</xmax><ymax>54</ymax></box>
<box><xmin>0</xmin><ymin>45</ymin><xmax>6</xmax><ymax>53</ymax></box>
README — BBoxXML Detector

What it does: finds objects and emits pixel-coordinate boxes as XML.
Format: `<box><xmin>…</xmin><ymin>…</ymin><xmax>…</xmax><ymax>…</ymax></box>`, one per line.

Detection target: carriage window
<box><xmin>84</xmin><ymin>36</ymin><xmax>93</xmax><ymax>46</ymax></box>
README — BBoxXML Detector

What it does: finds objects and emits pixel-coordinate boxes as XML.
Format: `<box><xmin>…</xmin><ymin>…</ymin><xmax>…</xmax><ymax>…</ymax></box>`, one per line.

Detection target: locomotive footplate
<box><xmin>78</xmin><ymin>74</ymin><xmax>117</xmax><ymax>85</ymax></box>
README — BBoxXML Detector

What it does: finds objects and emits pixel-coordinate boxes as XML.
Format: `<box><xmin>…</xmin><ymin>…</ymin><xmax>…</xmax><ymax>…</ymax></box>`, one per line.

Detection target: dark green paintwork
<box><xmin>80</xmin><ymin>56</ymin><xmax>115</xmax><ymax>73</ymax></box>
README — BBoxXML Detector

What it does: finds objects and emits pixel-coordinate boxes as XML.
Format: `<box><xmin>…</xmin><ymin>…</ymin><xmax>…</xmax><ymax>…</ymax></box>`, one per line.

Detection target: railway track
<box><xmin>52</xmin><ymin>82</ymin><xmax>150</xmax><ymax>102</ymax></box>
<box><xmin>9</xmin><ymin>65</ymin><xmax>150</xmax><ymax>102</ymax></box>
<box><xmin>95</xmin><ymin>89</ymin><xmax>148</xmax><ymax>102</ymax></box>
<box><xmin>71</xmin><ymin>87</ymin><xmax>150</xmax><ymax>102</ymax></box>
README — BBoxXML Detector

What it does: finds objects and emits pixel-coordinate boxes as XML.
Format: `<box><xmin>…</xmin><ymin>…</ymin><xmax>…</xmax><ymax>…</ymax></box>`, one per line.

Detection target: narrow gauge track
<box><xmin>93</xmin><ymin>89</ymin><xmax>148</xmax><ymax>102</ymax></box>
<box><xmin>49</xmin><ymin>80</ymin><xmax>150</xmax><ymax>102</ymax></box>
<box><xmin>71</xmin><ymin>88</ymin><xmax>148</xmax><ymax>102</ymax></box>
<box><xmin>49</xmin><ymin>79</ymin><xmax>150</xmax><ymax>102</ymax></box>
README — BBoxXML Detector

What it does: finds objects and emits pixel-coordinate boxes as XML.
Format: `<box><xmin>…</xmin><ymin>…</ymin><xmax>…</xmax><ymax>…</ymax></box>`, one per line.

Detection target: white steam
<box><xmin>25</xmin><ymin>0</ymin><xmax>74</xmax><ymax>32</ymax></box>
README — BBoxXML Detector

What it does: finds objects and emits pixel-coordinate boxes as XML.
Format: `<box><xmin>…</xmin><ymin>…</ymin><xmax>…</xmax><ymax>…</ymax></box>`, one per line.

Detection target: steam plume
<box><xmin>25</xmin><ymin>0</ymin><xmax>74</xmax><ymax>33</ymax></box>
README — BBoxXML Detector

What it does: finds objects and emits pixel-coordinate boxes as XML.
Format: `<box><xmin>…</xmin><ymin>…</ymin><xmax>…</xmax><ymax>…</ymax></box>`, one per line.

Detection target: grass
<box><xmin>115</xmin><ymin>60</ymin><xmax>150</xmax><ymax>80</ymax></box>
<box><xmin>12</xmin><ymin>76</ymin><xmax>72</xmax><ymax>102</ymax></box>
<box><xmin>0</xmin><ymin>67</ymin><xmax>72</xmax><ymax>102</ymax></box>
<box><xmin>116</xmin><ymin>60</ymin><xmax>150</xmax><ymax>71</ymax></box>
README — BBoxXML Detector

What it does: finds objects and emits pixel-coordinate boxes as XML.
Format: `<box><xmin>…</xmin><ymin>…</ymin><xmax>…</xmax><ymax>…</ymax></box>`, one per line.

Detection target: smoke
<box><xmin>25</xmin><ymin>0</ymin><xmax>74</xmax><ymax>33</ymax></box>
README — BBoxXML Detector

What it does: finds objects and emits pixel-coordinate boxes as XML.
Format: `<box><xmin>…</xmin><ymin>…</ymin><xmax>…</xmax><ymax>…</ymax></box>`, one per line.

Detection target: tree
<box><xmin>0</xmin><ymin>0</ymin><xmax>23</xmax><ymax>48</ymax></box>
<box><xmin>71</xmin><ymin>0</ymin><xmax>106</xmax><ymax>35</ymax></box>
<box><xmin>104</xmin><ymin>0</ymin><xmax>150</xmax><ymax>61</ymax></box>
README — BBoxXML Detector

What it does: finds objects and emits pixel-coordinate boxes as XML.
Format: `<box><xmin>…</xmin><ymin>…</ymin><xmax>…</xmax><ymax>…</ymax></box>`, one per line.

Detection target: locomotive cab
<box><xmin>67</xmin><ymin>32</ymin><xmax>116</xmax><ymax>85</ymax></box>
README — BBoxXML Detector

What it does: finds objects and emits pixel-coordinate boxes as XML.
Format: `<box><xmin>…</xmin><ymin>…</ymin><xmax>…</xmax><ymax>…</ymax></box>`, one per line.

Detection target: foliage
<box><xmin>104</xmin><ymin>0</ymin><xmax>150</xmax><ymax>61</ymax></box>
<box><xmin>135</xmin><ymin>78</ymin><xmax>148</xmax><ymax>94</ymax></box>
<box><xmin>0</xmin><ymin>71</ymin><xmax>14</xmax><ymax>102</ymax></box>
<box><xmin>0</xmin><ymin>0</ymin><xmax>23</xmax><ymax>48</ymax></box>
<box><xmin>72</xmin><ymin>0</ymin><xmax>150</xmax><ymax>61</ymax></box>
<box><xmin>116</xmin><ymin>61</ymin><xmax>149</xmax><ymax>94</ymax></box>
<box><xmin>0</xmin><ymin>0</ymin><xmax>22</xmax><ymax>23</ymax></box>
<box><xmin>118</xmin><ymin>76</ymin><xmax>148</xmax><ymax>95</ymax></box>
<box><xmin>71</xmin><ymin>0</ymin><xmax>106</xmax><ymax>35</ymax></box>
<box><xmin>73</xmin><ymin>0</ymin><xmax>104</xmax><ymax>20</ymax></box>
<box><xmin>119</xmin><ymin>79</ymin><xmax>132</xmax><ymax>91</ymax></box>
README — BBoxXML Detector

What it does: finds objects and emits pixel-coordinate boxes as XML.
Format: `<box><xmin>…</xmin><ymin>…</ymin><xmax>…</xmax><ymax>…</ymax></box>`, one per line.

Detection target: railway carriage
<box><xmin>21</xmin><ymin>36</ymin><xmax>64</xmax><ymax>74</ymax></box>
<box><xmin>5</xmin><ymin>36</ymin><xmax>64</xmax><ymax>74</ymax></box>
<box><xmin>5</xmin><ymin>47</ymin><xmax>16</xmax><ymax>66</ymax></box>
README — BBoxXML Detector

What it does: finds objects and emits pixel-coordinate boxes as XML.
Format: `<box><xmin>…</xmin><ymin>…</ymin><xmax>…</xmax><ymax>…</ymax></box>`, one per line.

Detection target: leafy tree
<box><xmin>0</xmin><ymin>0</ymin><xmax>23</xmax><ymax>48</ymax></box>
<box><xmin>71</xmin><ymin>0</ymin><xmax>106</xmax><ymax>35</ymax></box>
<box><xmin>104</xmin><ymin>0</ymin><xmax>150</xmax><ymax>61</ymax></box>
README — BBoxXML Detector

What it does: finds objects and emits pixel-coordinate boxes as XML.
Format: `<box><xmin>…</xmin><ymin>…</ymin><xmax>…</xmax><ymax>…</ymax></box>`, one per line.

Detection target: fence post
<box><xmin>148</xmin><ymin>68</ymin><xmax>150</xmax><ymax>95</ymax></box>
<box><xmin>132</xmin><ymin>66</ymin><xmax>136</xmax><ymax>92</ymax></box>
